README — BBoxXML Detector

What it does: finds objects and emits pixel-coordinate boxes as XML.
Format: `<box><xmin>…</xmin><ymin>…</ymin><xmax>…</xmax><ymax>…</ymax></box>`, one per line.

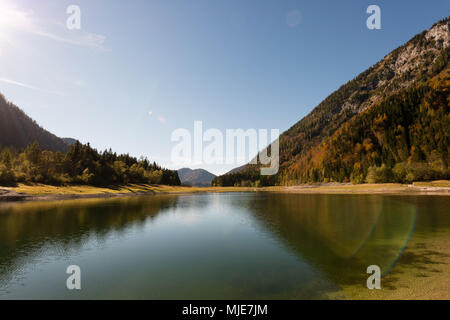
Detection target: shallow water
<box><xmin>0</xmin><ymin>192</ymin><xmax>449</xmax><ymax>299</ymax></box>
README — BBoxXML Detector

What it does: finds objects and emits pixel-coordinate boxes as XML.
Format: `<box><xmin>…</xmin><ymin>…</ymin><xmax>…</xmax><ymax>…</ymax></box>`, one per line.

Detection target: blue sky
<box><xmin>0</xmin><ymin>0</ymin><xmax>448</xmax><ymax>174</ymax></box>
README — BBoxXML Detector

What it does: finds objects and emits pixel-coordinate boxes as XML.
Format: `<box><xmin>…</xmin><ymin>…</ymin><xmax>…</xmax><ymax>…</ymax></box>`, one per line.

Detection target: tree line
<box><xmin>280</xmin><ymin>68</ymin><xmax>449</xmax><ymax>185</ymax></box>
<box><xmin>0</xmin><ymin>141</ymin><xmax>180</xmax><ymax>186</ymax></box>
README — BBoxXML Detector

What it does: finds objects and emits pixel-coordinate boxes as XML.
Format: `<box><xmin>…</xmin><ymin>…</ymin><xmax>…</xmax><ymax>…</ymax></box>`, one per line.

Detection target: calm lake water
<box><xmin>0</xmin><ymin>192</ymin><xmax>449</xmax><ymax>299</ymax></box>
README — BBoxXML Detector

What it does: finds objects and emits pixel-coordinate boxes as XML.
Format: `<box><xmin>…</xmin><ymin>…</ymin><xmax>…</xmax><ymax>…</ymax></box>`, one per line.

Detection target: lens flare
<box><xmin>0</xmin><ymin>1</ymin><xmax>33</xmax><ymax>42</ymax></box>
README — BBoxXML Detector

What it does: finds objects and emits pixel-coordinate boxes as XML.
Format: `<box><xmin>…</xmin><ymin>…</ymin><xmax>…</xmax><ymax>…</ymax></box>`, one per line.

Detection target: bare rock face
<box><xmin>425</xmin><ymin>21</ymin><xmax>450</xmax><ymax>47</ymax></box>
<box><xmin>354</xmin><ymin>20</ymin><xmax>449</xmax><ymax>114</ymax></box>
<box><xmin>302</xmin><ymin>18</ymin><xmax>450</xmax><ymax>132</ymax></box>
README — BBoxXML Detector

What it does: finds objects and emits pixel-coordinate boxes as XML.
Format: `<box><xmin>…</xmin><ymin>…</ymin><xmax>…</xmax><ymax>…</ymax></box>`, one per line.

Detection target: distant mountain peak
<box><xmin>178</xmin><ymin>168</ymin><xmax>216</xmax><ymax>187</ymax></box>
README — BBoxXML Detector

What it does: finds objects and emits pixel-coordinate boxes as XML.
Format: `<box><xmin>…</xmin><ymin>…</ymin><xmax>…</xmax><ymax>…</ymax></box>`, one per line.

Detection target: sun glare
<box><xmin>0</xmin><ymin>0</ymin><xmax>33</xmax><ymax>40</ymax></box>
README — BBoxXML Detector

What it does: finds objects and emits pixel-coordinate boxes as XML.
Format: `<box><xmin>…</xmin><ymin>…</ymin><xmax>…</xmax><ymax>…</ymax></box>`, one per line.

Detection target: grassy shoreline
<box><xmin>0</xmin><ymin>180</ymin><xmax>449</xmax><ymax>202</ymax></box>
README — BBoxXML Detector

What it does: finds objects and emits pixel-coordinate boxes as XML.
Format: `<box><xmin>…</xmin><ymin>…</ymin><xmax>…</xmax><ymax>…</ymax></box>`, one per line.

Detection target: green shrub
<box><xmin>366</xmin><ymin>164</ymin><xmax>394</xmax><ymax>183</ymax></box>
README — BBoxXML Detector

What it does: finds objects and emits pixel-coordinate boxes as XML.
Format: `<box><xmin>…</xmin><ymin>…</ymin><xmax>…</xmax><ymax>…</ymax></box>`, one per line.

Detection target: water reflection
<box><xmin>0</xmin><ymin>196</ymin><xmax>180</xmax><ymax>288</ymax></box>
<box><xmin>0</xmin><ymin>193</ymin><xmax>448</xmax><ymax>299</ymax></box>
<box><xmin>245</xmin><ymin>194</ymin><xmax>418</xmax><ymax>288</ymax></box>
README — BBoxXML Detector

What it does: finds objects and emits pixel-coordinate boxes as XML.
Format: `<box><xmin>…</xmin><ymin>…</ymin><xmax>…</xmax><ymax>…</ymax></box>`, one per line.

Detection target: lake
<box><xmin>0</xmin><ymin>192</ymin><xmax>449</xmax><ymax>299</ymax></box>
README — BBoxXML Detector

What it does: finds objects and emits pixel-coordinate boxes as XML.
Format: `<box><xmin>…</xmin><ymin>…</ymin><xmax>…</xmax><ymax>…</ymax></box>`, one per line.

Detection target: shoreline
<box><xmin>1</xmin><ymin>181</ymin><xmax>449</xmax><ymax>203</ymax></box>
<box><xmin>0</xmin><ymin>189</ymin><xmax>158</xmax><ymax>202</ymax></box>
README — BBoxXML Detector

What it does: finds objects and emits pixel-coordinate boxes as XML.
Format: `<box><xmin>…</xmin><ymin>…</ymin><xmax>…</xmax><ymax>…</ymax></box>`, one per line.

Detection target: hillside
<box><xmin>178</xmin><ymin>168</ymin><xmax>216</xmax><ymax>187</ymax></box>
<box><xmin>0</xmin><ymin>94</ymin><xmax>70</xmax><ymax>152</ymax></box>
<box><xmin>0</xmin><ymin>95</ymin><xmax>181</xmax><ymax>187</ymax></box>
<box><xmin>213</xmin><ymin>17</ymin><xmax>450</xmax><ymax>186</ymax></box>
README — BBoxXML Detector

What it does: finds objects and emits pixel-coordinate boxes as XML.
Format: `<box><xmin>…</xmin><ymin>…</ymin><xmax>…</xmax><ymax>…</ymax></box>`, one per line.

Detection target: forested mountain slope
<box><xmin>0</xmin><ymin>94</ymin><xmax>70</xmax><ymax>152</ymax></box>
<box><xmin>213</xmin><ymin>17</ymin><xmax>449</xmax><ymax>186</ymax></box>
<box><xmin>0</xmin><ymin>96</ymin><xmax>181</xmax><ymax>186</ymax></box>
